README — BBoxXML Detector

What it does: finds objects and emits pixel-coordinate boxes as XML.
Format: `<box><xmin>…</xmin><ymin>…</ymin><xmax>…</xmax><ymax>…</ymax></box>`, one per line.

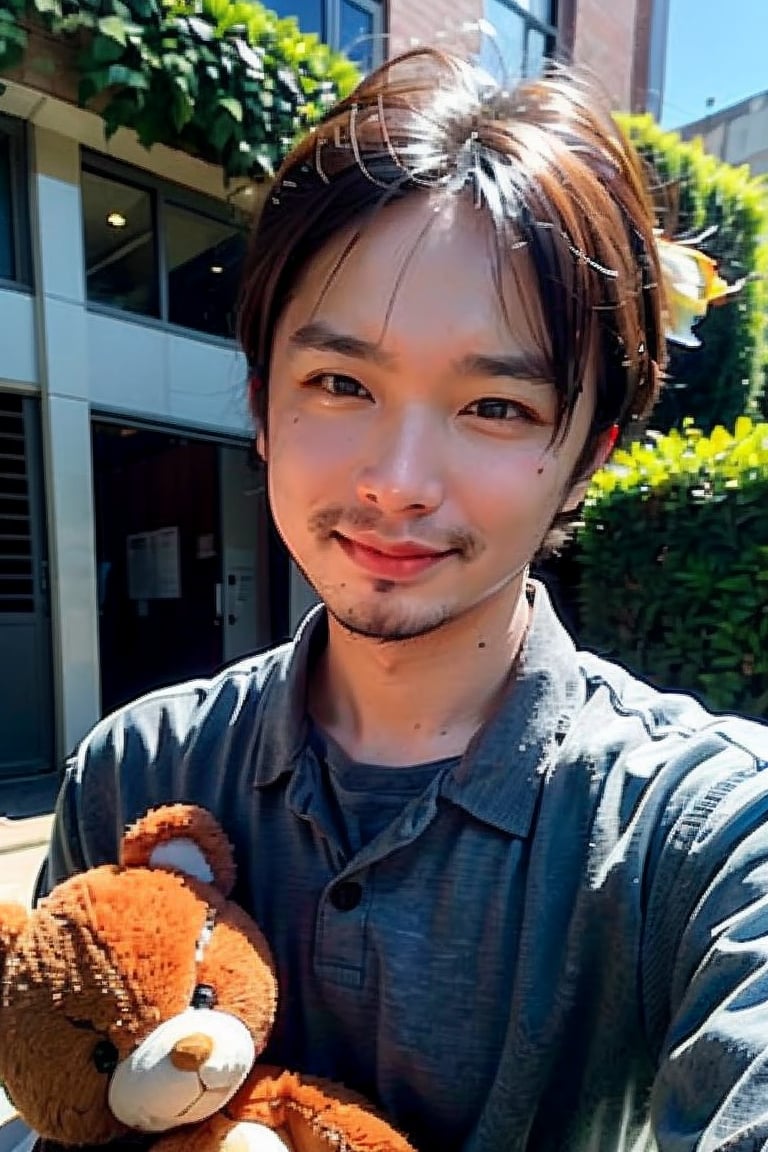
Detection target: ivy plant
<box><xmin>0</xmin><ymin>0</ymin><xmax>360</xmax><ymax>179</ymax></box>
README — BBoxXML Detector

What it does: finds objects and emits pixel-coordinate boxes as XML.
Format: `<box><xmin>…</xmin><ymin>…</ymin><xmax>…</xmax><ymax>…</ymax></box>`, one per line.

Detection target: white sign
<box><xmin>126</xmin><ymin>527</ymin><xmax>181</xmax><ymax>601</ymax></box>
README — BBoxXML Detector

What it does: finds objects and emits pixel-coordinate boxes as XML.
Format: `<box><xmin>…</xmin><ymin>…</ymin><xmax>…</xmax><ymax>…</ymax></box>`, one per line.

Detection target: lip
<box><xmin>334</xmin><ymin>534</ymin><xmax>455</xmax><ymax>580</ymax></box>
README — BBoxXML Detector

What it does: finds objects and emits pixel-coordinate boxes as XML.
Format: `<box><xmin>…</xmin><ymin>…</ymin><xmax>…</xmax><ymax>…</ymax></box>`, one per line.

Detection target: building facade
<box><xmin>0</xmin><ymin>0</ymin><xmax>661</xmax><ymax>784</ymax></box>
<box><xmin>678</xmin><ymin>91</ymin><xmax>768</xmax><ymax>178</ymax></box>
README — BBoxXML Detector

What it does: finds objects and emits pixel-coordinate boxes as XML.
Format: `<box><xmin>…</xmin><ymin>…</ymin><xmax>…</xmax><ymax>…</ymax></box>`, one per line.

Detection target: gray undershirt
<box><xmin>309</xmin><ymin>723</ymin><xmax>460</xmax><ymax>856</ymax></box>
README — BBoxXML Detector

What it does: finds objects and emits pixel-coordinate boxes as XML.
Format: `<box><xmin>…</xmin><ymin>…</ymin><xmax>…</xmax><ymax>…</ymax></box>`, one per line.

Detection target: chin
<box><xmin>326</xmin><ymin>595</ymin><xmax>456</xmax><ymax>642</ymax></box>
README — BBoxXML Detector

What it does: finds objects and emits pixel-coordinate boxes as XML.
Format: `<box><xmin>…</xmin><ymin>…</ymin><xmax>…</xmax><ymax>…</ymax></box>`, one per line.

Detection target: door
<box><xmin>219</xmin><ymin>443</ymin><xmax>272</xmax><ymax>665</ymax></box>
<box><xmin>0</xmin><ymin>393</ymin><xmax>54</xmax><ymax>779</ymax></box>
<box><xmin>92</xmin><ymin>422</ymin><xmax>225</xmax><ymax>715</ymax></box>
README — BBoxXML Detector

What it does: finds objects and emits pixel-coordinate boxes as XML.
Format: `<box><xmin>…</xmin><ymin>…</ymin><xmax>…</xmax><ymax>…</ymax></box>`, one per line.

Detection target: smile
<box><xmin>334</xmin><ymin>534</ymin><xmax>456</xmax><ymax>580</ymax></box>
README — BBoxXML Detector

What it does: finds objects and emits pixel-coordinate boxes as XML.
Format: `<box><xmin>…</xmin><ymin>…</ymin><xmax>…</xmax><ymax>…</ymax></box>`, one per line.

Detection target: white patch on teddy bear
<box><xmin>149</xmin><ymin>838</ymin><xmax>215</xmax><ymax>883</ymax></box>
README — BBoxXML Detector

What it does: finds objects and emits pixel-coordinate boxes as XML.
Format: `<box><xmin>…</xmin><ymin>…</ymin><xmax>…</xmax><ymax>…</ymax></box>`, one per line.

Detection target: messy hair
<box><xmin>238</xmin><ymin>47</ymin><xmax>665</xmax><ymax>547</ymax></box>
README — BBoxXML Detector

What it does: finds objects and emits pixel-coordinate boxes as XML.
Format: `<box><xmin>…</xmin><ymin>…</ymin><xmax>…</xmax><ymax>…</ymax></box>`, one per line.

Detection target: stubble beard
<box><xmin>296</xmin><ymin>561</ymin><xmax>454</xmax><ymax>640</ymax></box>
<box><xmin>327</xmin><ymin>592</ymin><xmax>456</xmax><ymax>642</ymax></box>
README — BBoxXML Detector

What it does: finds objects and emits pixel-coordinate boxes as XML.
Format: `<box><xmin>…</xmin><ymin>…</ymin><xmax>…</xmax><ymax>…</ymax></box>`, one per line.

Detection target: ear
<box><xmin>255</xmin><ymin>425</ymin><xmax>267</xmax><ymax>462</ymax></box>
<box><xmin>121</xmin><ymin>805</ymin><xmax>237</xmax><ymax>897</ymax></box>
<box><xmin>560</xmin><ymin>424</ymin><xmax>619</xmax><ymax>514</ymax></box>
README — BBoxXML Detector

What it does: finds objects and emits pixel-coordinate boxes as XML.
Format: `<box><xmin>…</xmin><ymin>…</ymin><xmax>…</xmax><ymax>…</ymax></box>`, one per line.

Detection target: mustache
<box><xmin>307</xmin><ymin>505</ymin><xmax>481</xmax><ymax>559</ymax></box>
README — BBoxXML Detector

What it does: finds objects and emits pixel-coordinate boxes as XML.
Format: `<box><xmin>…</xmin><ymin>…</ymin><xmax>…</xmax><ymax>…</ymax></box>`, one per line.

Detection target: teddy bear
<box><xmin>0</xmin><ymin>805</ymin><xmax>416</xmax><ymax>1152</ymax></box>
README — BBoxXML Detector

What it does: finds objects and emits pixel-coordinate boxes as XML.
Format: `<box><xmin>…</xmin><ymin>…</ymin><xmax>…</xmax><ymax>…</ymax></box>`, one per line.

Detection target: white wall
<box><xmin>0</xmin><ymin>290</ymin><xmax>37</xmax><ymax>385</ymax></box>
<box><xmin>87</xmin><ymin>313</ymin><xmax>249</xmax><ymax>435</ymax></box>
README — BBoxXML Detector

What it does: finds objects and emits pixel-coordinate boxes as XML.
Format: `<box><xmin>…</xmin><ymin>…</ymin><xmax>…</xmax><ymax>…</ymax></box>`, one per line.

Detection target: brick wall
<box><xmin>570</xmin><ymin>0</ymin><xmax>647</xmax><ymax>111</ymax></box>
<box><xmin>387</xmin><ymin>0</ymin><xmax>483</xmax><ymax>59</ymax></box>
<box><xmin>386</xmin><ymin>0</ymin><xmax>654</xmax><ymax>113</ymax></box>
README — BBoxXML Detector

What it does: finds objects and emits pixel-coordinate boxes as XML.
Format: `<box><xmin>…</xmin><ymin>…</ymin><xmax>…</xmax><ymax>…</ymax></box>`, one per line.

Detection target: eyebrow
<box><xmin>288</xmin><ymin>322</ymin><xmax>395</xmax><ymax>367</ymax></box>
<box><xmin>455</xmin><ymin>352</ymin><xmax>553</xmax><ymax>384</ymax></box>
<box><xmin>288</xmin><ymin>321</ymin><xmax>552</xmax><ymax>383</ymax></box>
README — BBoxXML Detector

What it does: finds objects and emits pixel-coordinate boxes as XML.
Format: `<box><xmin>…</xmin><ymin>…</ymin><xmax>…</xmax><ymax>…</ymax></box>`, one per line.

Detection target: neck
<box><xmin>308</xmin><ymin>577</ymin><xmax>532</xmax><ymax>766</ymax></box>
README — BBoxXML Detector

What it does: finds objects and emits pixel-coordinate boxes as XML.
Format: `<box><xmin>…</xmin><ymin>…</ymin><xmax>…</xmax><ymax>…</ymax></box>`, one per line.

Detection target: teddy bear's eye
<box><xmin>191</xmin><ymin>983</ymin><xmax>217</xmax><ymax>1010</ymax></box>
<box><xmin>93</xmin><ymin>1039</ymin><xmax>119</xmax><ymax>1075</ymax></box>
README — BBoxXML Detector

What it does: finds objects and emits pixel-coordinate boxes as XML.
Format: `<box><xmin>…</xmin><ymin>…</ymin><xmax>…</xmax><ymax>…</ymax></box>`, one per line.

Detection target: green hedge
<box><xmin>577</xmin><ymin>417</ymin><xmax>768</xmax><ymax>717</ymax></box>
<box><xmin>617</xmin><ymin>113</ymin><xmax>768</xmax><ymax>431</ymax></box>
<box><xmin>0</xmin><ymin>0</ymin><xmax>359</xmax><ymax>179</ymax></box>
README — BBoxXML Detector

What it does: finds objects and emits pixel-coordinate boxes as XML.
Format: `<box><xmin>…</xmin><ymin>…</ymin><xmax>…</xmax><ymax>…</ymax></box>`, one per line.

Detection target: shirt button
<box><xmin>330</xmin><ymin>881</ymin><xmax>363</xmax><ymax>911</ymax></box>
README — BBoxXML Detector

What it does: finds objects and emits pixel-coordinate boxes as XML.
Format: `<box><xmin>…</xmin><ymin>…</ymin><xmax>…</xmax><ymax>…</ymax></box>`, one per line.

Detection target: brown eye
<box><xmin>191</xmin><ymin>983</ymin><xmax>217</xmax><ymax>1010</ymax></box>
<box><xmin>310</xmin><ymin>373</ymin><xmax>370</xmax><ymax>399</ymax></box>
<box><xmin>464</xmin><ymin>398</ymin><xmax>537</xmax><ymax>422</ymax></box>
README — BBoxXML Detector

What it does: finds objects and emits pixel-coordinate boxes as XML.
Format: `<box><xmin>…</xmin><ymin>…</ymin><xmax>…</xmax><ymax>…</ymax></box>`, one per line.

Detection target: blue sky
<box><xmin>661</xmin><ymin>0</ymin><xmax>768</xmax><ymax>128</ymax></box>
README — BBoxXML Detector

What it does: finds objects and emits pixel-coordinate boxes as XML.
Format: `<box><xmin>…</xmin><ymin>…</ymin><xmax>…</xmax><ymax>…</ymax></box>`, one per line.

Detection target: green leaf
<box><xmin>218</xmin><ymin>96</ymin><xmax>242</xmax><ymax>122</ymax></box>
<box><xmin>98</xmin><ymin>14</ymin><xmax>128</xmax><ymax>44</ymax></box>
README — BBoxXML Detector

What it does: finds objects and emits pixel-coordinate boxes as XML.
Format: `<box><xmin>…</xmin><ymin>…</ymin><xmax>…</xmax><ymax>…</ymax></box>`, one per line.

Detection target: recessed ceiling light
<box><xmin>107</xmin><ymin>211</ymin><xmax>127</xmax><ymax>228</ymax></box>
<box><xmin>210</xmin><ymin>264</ymin><xmax>224</xmax><ymax>274</ymax></box>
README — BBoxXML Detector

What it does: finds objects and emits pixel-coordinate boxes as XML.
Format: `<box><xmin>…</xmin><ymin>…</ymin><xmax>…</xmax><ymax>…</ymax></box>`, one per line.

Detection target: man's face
<box><xmin>265</xmin><ymin>195</ymin><xmax>599</xmax><ymax>641</ymax></box>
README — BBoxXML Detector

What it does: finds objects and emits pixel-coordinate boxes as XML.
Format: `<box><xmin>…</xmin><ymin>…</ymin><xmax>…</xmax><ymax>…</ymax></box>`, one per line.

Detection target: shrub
<box><xmin>576</xmin><ymin>417</ymin><xmax>768</xmax><ymax>717</ymax></box>
<box><xmin>0</xmin><ymin>0</ymin><xmax>360</xmax><ymax>180</ymax></box>
<box><xmin>617</xmin><ymin>113</ymin><xmax>768</xmax><ymax>431</ymax></box>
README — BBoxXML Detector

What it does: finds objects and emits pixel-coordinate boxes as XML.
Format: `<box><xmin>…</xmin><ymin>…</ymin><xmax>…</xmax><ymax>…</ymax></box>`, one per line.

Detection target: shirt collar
<box><xmin>252</xmin><ymin>604</ymin><xmax>328</xmax><ymax>785</ymax></box>
<box><xmin>439</xmin><ymin>581</ymin><xmax>585</xmax><ymax>837</ymax></box>
<box><xmin>253</xmin><ymin>581</ymin><xmax>585</xmax><ymax>838</ymax></box>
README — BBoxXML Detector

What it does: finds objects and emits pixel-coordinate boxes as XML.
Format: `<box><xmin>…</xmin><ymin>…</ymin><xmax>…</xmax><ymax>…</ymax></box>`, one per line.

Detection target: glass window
<box><xmin>82</xmin><ymin>170</ymin><xmax>159</xmax><ymax>316</ymax></box>
<box><xmin>0</xmin><ymin>135</ymin><xmax>15</xmax><ymax>281</ymax></box>
<box><xmin>255</xmin><ymin>0</ymin><xmax>382</xmax><ymax>67</ymax></box>
<box><xmin>482</xmin><ymin>0</ymin><xmax>555</xmax><ymax>80</ymax></box>
<box><xmin>526</xmin><ymin>26</ymin><xmax>547</xmax><ymax>76</ymax></box>
<box><xmin>267</xmin><ymin>0</ymin><xmax>323</xmax><ymax>36</ymax></box>
<box><xmin>165</xmin><ymin>203</ymin><xmax>247</xmax><ymax>339</ymax></box>
<box><xmin>340</xmin><ymin>0</ymin><xmax>376</xmax><ymax>72</ymax></box>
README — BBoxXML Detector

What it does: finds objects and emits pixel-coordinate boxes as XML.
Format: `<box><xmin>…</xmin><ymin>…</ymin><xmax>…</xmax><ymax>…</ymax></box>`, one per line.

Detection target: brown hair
<box><xmin>238</xmin><ymin>47</ymin><xmax>665</xmax><ymax>539</ymax></box>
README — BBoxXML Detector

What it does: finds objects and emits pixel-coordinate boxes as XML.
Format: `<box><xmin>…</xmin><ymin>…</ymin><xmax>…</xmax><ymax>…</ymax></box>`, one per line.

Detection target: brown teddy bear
<box><xmin>0</xmin><ymin>805</ymin><xmax>415</xmax><ymax>1152</ymax></box>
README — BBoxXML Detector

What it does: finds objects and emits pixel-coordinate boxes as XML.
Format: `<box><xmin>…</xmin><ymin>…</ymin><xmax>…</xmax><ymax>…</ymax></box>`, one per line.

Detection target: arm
<box><xmin>42</xmin><ymin>682</ymin><xmax>212</xmax><ymax>895</ymax></box>
<box><xmin>643</xmin><ymin>717</ymin><xmax>768</xmax><ymax>1152</ymax></box>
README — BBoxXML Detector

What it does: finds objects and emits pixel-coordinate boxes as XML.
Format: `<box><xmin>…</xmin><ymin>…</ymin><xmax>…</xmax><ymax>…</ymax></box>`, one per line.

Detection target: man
<box><xmin>42</xmin><ymin>47</ymin><xmax>768</xmax><ymax>1152</ymax></box>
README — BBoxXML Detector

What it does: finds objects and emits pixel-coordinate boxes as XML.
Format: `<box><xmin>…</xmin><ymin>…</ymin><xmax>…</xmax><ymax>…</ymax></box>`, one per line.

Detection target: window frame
<box><xmin>484</xmin><ymin>0</ymin><xmax>559</xmax><ymax>78</ymax></box>
<box><xmin>0</xmin><ymin>113</ymin><xmax>33</xmax><ymax>291</ymax></box>
<box><xmin>80</xmin><ymin>150</ymin><xmax>250</xmax><ymax>347</ymax></box>
<box><xmin>330</xmin><ymin>0</ymin><xmax>385</xmax><ymax>71</ymax></box>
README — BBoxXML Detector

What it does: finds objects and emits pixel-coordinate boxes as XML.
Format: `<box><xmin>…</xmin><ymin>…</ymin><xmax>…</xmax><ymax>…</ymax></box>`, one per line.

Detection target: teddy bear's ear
<box><xmin>121</xmin><ymin>805</ymin><xmax>237</xmax><ymax>896</ymax></box>
<box><xmin>0</xmin><ymin>903</ymin><xmax>29</xmax><ymax>985</ymax></box>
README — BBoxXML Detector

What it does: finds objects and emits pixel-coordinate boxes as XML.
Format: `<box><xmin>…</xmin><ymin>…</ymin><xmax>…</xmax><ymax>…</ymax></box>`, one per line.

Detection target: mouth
<box><xmin>333</xmin><ymin>533</ymin><xmax>457</xmax><ymax>580</ymax></box>
<box><xmin>174</xmin><ymin>1080</ymin><xmax>230</xmax><ymax>1122</ymax></box>
<box><xmin>175</xmin><ymin>1084</ymin><xmax>208</xmax><ymax>1120</ymax></box>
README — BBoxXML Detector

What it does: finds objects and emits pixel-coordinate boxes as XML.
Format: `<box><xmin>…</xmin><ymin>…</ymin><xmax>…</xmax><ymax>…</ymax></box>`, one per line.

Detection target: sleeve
<box><xmin>41</xmin><ymin>683</ymin><xmax>212</xmax><ymax>895</ymax></box>
<box><xmin>642</xmin><ymin>716</ymin><xmax>768</xmax><ymax>1152</ymax></box>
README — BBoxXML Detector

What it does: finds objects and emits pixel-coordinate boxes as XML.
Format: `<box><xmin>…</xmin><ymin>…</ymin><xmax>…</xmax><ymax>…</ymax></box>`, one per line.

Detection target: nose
<box><xmin>169</xmin><ymin>1033</ymin><xmax>214</xmax><ymax>1073</ymax></box>
<box><xmin>356</xmin><ymin>406</ymin><xmax>444</xmax><ymax>515</ymax></box>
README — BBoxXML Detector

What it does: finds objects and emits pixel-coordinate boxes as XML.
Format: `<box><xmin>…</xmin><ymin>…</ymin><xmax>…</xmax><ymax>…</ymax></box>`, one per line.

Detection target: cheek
<box><xmin>270</xmin><ymin>409</ymin><xmax>360</xmax><ymax>472</ymax></box>
<box><xmin>267</xmin><ymin>414</ymin><xmax>356</xmax><ymax>524</ymax></box>
<box><xmin>464</xmin><ymin>444</ymin><xmax>565</xmax><ymax>509</ymax></box>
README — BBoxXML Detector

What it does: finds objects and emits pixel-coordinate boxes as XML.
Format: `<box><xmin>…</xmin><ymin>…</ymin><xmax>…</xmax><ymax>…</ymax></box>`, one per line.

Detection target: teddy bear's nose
<box><xmin>169</xmin><ymin>1033</ymin><xmax>214</xmax><ymax>1072</ymax></box>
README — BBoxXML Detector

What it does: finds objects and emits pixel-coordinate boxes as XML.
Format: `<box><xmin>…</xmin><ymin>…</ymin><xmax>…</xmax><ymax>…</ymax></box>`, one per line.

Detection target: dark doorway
<box><xmin>92</xmin><ymin>423</ymin><xmax>224</xmax><ymax>715</ymax></box>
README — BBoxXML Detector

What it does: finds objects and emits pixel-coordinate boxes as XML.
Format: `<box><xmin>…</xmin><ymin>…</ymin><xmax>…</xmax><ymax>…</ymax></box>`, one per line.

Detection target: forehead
<box><xmin>276</xmin><ymin>194</ymin><xmax>549</xmax><ymax>361</ymax></box>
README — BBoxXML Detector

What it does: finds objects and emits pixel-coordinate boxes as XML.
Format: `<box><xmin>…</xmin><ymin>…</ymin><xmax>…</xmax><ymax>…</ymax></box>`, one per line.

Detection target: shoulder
<box><xmin>48</xmin><ymin>609</ymin><xmax>326</xmax><ymax>883</ymax></box>
<box><xmin>576</xmin><ymin>648</ymin><xmax>766</xmax><ymax>762</ymax></box>
<box><xmin>72</xmin><ymin>638</ymin><xmax>296</xmax><ymax>778</ymax></box>
<box><xmin>570</xmin><ymin>649</ymin><xmax>768</xmax><ymax>862</ymax></box>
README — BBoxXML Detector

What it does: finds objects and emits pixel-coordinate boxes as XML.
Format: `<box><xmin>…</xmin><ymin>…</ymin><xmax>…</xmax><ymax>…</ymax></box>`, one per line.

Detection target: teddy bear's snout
<box><xmin>107</xmin><ymin>1007</ymin><xmax>257</xmax><ymax>1132</ymax></box>
<box><xmin>170</xmin><ymin>1033</ymin><xmax>215</xmax><ymax>1073</ymax></box>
